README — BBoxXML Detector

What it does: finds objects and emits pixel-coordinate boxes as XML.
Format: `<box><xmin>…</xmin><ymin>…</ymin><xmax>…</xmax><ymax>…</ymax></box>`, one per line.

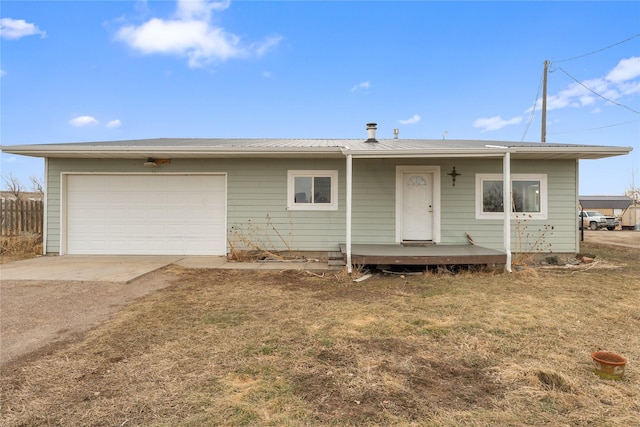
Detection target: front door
<box><xmin>401</xmin><ymin>172</ymin><xmax>434</xmax><ymax>241</ymax></box>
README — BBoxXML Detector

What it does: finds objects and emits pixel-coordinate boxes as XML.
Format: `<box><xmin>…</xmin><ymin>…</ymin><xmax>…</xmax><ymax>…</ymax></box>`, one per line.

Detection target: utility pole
<box><xmin>541</xmin><ymin>60</ymin><xmax>549</xmax><ymax>143</ymax></box>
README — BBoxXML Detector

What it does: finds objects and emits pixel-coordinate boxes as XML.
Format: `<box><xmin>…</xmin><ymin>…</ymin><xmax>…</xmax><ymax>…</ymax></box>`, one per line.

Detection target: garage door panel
<box><xmin>66</xmin><ymin>174</ymin><xmax>226</xmax><ymax>255</ymax></box>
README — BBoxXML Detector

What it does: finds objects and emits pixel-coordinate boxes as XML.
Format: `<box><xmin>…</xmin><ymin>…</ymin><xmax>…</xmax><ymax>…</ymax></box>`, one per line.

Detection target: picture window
<box><xmin>476</xmin><ymin>174</ymin><xmax>547</xmax><ymax>219</ymax></box>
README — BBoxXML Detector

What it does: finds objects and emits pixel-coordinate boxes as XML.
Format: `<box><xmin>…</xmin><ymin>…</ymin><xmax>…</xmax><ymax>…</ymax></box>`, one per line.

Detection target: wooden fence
<box><xmin>1</xmin><ymin>199</ymin><xmax>44</xmax><ymax>237</ymax></box>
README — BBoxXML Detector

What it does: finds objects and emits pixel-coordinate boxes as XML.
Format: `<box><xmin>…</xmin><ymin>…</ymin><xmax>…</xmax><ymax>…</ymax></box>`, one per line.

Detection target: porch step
<box><xmin>328</xmin><ymin>251</ymin><xmax>346</xmax><ymax>266</ymax></box>
<box><xmin>401</xmin><ymin>241</ymin><xmax>435</xmax><ymax>247</ymax></box>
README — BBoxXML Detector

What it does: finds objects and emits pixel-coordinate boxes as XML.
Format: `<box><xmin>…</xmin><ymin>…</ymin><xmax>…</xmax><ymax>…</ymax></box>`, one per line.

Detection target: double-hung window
<box><xmin>476</xmin><ymin>174</ymin><xmax>547</xmax><ymax>219</ymax></box>
<box><xmin>287</xmin><ymin>170</ymin><xmax>338</xmax><ymax>210</ymax></box>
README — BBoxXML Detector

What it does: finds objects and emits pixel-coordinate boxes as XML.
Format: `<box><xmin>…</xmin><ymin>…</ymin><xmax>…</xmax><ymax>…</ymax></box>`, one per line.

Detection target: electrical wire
<box><xmin>556</xmin><ymin>66</ymin><xmax>640</xmax><ymax>115</ymax></box>
<box><xmin>583</xmin><ymin>120</ymin><xmax>639</xmax><ymax>131</ymax></box>
<box><xmin>521</xmin><ymin>68</ymin><xmax>544</xmax><ymax>141</ymax></box>
<box><xmin>547</xmin><ymin>120</ymin><xmax>640</xmax><ymax>135</ymax></box>
<box><xmin>553</xmin><ymin>33</ymin><xmax>640</xmax><ymax>63</ymax></box>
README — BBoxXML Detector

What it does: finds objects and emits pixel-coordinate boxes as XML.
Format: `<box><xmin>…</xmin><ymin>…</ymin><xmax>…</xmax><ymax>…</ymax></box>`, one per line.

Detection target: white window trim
<box><xmin>476</xmin><ymin>173</ymin><xmax>548</xmax><ymax>220</ymax></box>
<box><xmin>287</xmin><ymin>170</ymin><xmax>338</xmax><ymax>211</ymax></box>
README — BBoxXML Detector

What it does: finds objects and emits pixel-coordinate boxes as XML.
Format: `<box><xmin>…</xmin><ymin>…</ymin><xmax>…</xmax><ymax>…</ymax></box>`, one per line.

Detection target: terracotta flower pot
<box><xmin>591</xmin><ymin>351</ymin><xmax>627</xmax><ymax>380</ymax></box>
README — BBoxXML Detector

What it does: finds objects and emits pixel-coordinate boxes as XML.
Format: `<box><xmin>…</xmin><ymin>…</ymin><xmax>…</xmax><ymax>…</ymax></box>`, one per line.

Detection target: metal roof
<box><xmin>0</xmin><ymin>137</ymin><xmax>633</xmax><ymax>160</ymax></box>
<box><xmin>579</xmin><ymin>196</ymin><xmax>633</xmax><ymax>209</ymax></box>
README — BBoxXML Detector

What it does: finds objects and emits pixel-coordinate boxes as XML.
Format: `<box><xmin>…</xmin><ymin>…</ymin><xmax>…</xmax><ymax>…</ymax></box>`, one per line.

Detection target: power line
<box><xmin>523</xmin><ymin>34</ymin><xmax>639</xmax><ymax>140</ymax></box>
<box><xmin>556</xmin><ymin>66</ymin><xmax>640</xmax><ymax>115</ymax></box>
<box><xmin>583</xmin><ymin>120</ymin><xmax>639</xmax><ymax>131</ymax></box>
<box><xmin>553</xmin><ymin>33</ymin><xmax>640</xmax><ymax>64</ymax></box>
<box><xmin>521</xmin><ymin>68</ymin><xmax>544</xmax><ymax>141</ymax></box>
<box><xmin>547</xmin><ymin>119</ymin><xmax>640</xmax><ymax>135</ymax></box>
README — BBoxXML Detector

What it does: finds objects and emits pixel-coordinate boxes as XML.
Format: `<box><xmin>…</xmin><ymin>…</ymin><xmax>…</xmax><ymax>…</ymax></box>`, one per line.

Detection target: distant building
<box><xmin>579</xmin><ymin>195</ymin><xmax>634</xmax><ymax>221</ymax></box>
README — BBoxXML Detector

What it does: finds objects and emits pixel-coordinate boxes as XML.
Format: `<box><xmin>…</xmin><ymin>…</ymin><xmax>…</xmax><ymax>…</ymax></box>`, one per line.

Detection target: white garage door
<box><xmin>65</xmin><ymin>174</ymin><xmax>226</xmax><ymax>255</ymax></box>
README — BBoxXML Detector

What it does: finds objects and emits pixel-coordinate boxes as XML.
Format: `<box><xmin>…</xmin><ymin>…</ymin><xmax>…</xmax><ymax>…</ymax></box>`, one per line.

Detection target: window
<box><xmin>287</xmin><ymin>170</ymin><xmax>338</xmax><ymax>210</ymax></box>
<box><xmin>476</xmin><ymin>174</ymin><xmax>547</xmax><ymax>219</ymax></box>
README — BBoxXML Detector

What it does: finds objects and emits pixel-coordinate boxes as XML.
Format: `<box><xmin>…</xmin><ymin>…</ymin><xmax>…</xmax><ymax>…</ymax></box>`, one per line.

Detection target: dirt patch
<box><xmin>293</xmin><ymin>337</ymin><xmax>500</xmax><ymax>424</ymax></box>
<box><xmin>582</xmin><ymin>230</ymin><xmax>640</xmax><ymax>249</ymax></box>
<box><xmin>0</xmin><ymin>266</ymin><xmax>180</xmax><ymax>366</ymax></box>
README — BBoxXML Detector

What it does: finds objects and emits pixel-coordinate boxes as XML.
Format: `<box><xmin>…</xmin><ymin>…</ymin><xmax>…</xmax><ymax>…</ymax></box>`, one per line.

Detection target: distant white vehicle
<box><xmin>579</xmin><ymin>210</ymin><xmax>619</xmax><ymax>231</ymax></box>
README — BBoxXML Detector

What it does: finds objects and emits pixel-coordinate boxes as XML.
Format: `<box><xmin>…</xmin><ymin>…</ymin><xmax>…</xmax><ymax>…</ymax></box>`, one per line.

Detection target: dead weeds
<box><xmin>0</xmin><ymin>234</ymin><xmax>42</xmax><ymax>263</ymax></box>
<box><xmin>1</xmin><ymin>242</ymin><xmax>639</xmax><ymax>426</ymax></box>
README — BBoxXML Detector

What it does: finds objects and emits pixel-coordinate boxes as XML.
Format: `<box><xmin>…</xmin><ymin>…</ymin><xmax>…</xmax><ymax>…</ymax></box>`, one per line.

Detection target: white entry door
<box><xmin>401</xmin><ymin>172</ymin><xmax>434</xmax><ymax>241</ymax></box>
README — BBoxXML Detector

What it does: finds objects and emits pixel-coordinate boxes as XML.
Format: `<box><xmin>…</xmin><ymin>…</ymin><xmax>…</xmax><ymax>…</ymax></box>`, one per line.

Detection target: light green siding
<box><xmin>46</xmin><ymin>158</ymin><xmax>347</xmax><ymax>254</ymax></box>
<box><xmin>351</xmin><ymin>159</ymin><xmax>397</xmax><ymax>243</ymax></box>
<box><xmin>46</xmin><ymin>157</ymin><xmax>579</xmax><ymax>254</ymax></box>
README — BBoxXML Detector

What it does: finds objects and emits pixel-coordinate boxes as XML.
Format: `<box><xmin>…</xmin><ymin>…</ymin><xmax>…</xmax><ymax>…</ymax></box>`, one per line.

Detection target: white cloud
<box><xmin>0</xmin><ymin>69</ymin><xmax>6</xmax><ymax>77</ymax></box>
<box><xmin>399</xmin><ymin>114</ymin><xmax>421</xmax><ymax>125</ymax></box>
<box><xmin>106</xmin><ymin>119</ymin><xmax>122</xmax><ymax>128</ymax></box>
<box><xmin>0</xmin><ymin>18</ymin><xmax>46</xmax><ymax>40</ymax></box>
<box><xmin>606</xmin><ymin>57</ymin><xmax>640</xmax><ymax>83</ymax></box>
<box><xmin>252</xmin><ymin>35</ymin><xmax>283</xmax><ymax>57</ymax></box>
<box><xmin>115</xmin><ymin>0</ymin><xmax>281</xmax><ymax>68</ymax></box>
<box><xmin>473</xmin><ymin>115</ymin><xmax>522</xmax><ymax>133</ymax></box>
<box><xmin>618</xmin><ymin>81</ymin><xmax>640</xmax><ymax>96</ymax></box>
<box><xmin>351</xmin><ymin>81</ymin><xmax>370</xmax><ymax>92</ymax></box>
<box><xmin>69</xmin><ymin>116</ymin><xmax>99</xmax><ymax>127</ymax></box>
<box><xmin>176</xmin><ymin>0</ymin><xmax>230</xmax><ymax>20</ymax></box>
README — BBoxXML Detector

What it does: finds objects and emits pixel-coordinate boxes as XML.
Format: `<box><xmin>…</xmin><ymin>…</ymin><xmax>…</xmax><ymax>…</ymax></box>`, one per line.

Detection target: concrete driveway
<box><xmin>0</xmin><ymin>255</ymin><xmax>227</xmax><ymax>283</ymax></box>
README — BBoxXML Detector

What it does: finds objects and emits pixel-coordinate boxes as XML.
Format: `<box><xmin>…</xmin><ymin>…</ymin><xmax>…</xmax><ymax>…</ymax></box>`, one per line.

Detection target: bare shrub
<box><xmin>227</xmin><ymin>214</ymin><xmax>296</xmax><ymax>262</ymax></box>
<box><xmin>0</xmin><ymin>234</ymin><xmax>42</xmax><ymax>259</ymax></box>
<box><xmin>512</xmin><ymin>214</ymin><xmax>554</xmax><ymax>266</ymax></box>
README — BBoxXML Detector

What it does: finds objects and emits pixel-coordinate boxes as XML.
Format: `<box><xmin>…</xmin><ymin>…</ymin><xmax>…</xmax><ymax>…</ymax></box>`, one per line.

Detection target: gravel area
<box><xmin>0</xmin><ymin>268</ymin><xmax>178</xmax><ymax>367</ymax></box>
<box><xmin>582</xmin><ymin>230</ymin><xmax>640</xmax><ymax>249</ymax></box>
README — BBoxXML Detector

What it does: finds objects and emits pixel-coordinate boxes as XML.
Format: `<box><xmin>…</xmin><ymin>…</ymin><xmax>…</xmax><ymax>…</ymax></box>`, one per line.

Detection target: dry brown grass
<box><xmin>0</xmin><ymin>234</ymin><xmax>42</xmax><ymax>264</ymax></box>
<box><xmin>1</xmin><ymin>242</ymin><xmax>638</xmax><ymax>426</ymax></box>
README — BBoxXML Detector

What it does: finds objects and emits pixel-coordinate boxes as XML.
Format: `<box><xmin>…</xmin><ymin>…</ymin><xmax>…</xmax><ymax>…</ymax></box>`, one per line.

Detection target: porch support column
<box><xmin>346</xmin><ymin>153</ymin><xmax>353</xmax><ymax>274</ymax></box>
<box><xmin>43</xmin><ymin>157</ymin><xmax>49</xmax><ymax>255</ymax></box>
<box><xmin>503</xmin><ymin>151</ymin><xmax>512</xmax><ymax>272</ymax></box>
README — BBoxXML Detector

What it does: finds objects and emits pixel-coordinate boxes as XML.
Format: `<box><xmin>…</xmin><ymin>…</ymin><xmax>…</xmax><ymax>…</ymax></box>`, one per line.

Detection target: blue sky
<box><xmin>1</xmin><ymin>0</ymin><xmax>639</xmax><ymax>196</ymax></box>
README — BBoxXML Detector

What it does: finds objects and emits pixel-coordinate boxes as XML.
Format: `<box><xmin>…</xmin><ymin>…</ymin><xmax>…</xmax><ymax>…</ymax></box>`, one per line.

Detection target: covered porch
<box><xmin>339</xmin><ymin>243</ymin><xmax>507</xmax><ymax>266</ymax></box>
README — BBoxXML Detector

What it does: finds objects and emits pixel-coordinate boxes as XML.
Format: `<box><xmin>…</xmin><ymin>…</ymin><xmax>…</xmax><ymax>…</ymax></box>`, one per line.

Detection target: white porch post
<box><xmin>503</xmin><ymin>151</ymin><xmax>512</xmax><ymax>272</ymax></box>
<box><xmin>346</xmin><ymin>153</ymin><xmax>353</xmax><ymax>274</ymax></box>
<box><xmin>43</xmin><ymin>157</ymin><xmax>49</xmax><ymax>255</ymax></box>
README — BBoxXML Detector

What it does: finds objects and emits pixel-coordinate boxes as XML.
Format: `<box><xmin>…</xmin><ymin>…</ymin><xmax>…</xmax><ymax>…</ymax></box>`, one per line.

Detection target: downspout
<box><xmin>43</xmin><ymin>157</ymin><xmax>48</xmax><ymax>255</ymax></box>
<box><xmin>345</xmin><ymin>152</ymin><xmax>353</xmax><ymax>274</ymax></box>
<box><xmin>503</xmin><ymin>151</ymin><xmax>512</xmax><ymax>272</ymax></box>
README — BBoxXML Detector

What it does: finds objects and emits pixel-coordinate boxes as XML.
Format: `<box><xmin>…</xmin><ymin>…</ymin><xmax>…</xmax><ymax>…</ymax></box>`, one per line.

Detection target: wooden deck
<box><xmin>339</xmin><ymin>243</ymin><xmax>507</xmax><ymax>266</ymax></box>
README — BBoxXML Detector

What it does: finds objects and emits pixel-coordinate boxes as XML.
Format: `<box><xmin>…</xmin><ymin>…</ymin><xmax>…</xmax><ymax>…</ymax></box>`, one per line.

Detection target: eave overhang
<box><xmin>1</xmin><ymin>141</ymin><xmax>632</xmax><ymax>161</ymax></box>
<box><xmin>0</xmin><ymin>145</ymin><xmax>347</xmax><ymax>159</ymax></box>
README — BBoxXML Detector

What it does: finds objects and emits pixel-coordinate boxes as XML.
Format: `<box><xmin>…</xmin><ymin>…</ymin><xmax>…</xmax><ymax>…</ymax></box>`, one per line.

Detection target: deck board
<box><xmin>340</xmin><ymin>243</ymin><xmax>507</xmax><ymax>266</ymax></box>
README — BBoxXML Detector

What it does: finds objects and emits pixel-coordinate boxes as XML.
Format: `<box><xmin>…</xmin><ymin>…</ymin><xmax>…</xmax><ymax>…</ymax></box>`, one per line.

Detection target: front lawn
<box><xmin>1</xmin><ymin>242</ymin><xmax>638</xmax><ymax>426</ymax></box>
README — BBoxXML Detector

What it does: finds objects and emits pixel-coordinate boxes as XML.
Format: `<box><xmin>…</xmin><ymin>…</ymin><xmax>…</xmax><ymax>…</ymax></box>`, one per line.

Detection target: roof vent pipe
<box><xmin>393</xmin><ymin>128</ymin><xmax>399</xmax><ymax>140</ymax></box>
<box><xmin>365</xmin><ymin>122</ymin><xmax>378</xmax><ymax>143</ymax></box>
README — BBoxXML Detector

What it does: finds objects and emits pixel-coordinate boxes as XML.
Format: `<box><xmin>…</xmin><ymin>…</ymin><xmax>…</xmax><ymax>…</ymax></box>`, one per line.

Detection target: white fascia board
<box><xmin>1</xmin><ymin>144</ymin><xmax>631</xmax><ymax>160</ymax></box>
<box><xmin>0</xmin><ymin>145</ymin><xmax>345</xmax><ymax>158</ymax></box>
<box><xmin>348</xmin><ymin>148</ymin><xmax>510</xmax><ymax>158</ymax></box>
<box><xmin>352</xmin><ymin>147</ymin><xmax>632</xmax><ymax>160</ymax></box>
<box><xmin>522</xmin><ymin>146</ymin><xmax>632</xmax><ymax>155</ymax></box>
